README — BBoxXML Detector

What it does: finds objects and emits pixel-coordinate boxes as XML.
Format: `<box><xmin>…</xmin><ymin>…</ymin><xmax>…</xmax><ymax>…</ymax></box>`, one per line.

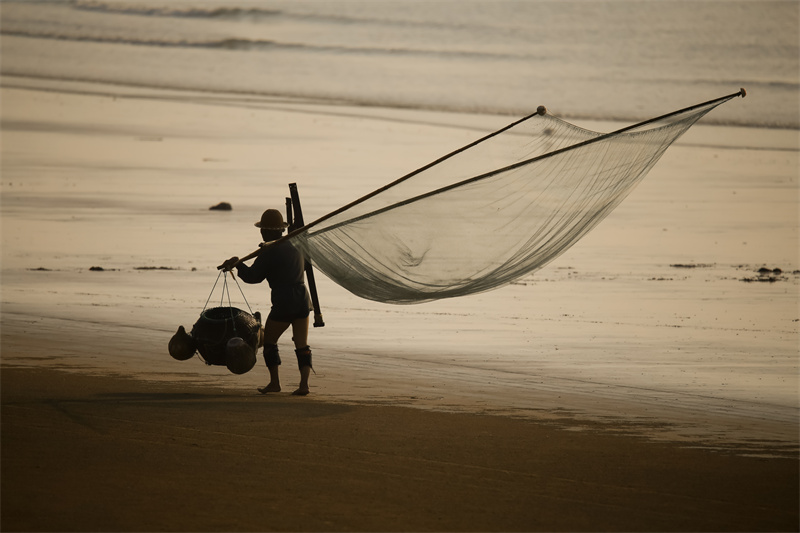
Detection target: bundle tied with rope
<box><xmin>168</xmin><ymin>271</ymin><xmax>264</xmax><ymax>375</ymax></box>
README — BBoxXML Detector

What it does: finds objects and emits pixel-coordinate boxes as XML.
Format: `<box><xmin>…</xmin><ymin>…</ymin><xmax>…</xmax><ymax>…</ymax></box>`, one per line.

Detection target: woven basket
<box><xmin>190</xmin><ymin>307</ymin><xmax>261</xmax><ymax>372</ymax></box>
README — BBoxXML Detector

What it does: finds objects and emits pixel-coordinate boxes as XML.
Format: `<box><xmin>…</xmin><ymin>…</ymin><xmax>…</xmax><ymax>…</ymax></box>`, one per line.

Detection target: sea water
<box><xmin>1</xmin><ymin>0</ymin><xmax>798</xmax><ymax>452</ymax></box>
<box><xmin>1</xmin><ymin>0</ymin><xmax>798</xmax><ymax>129</ymax></box>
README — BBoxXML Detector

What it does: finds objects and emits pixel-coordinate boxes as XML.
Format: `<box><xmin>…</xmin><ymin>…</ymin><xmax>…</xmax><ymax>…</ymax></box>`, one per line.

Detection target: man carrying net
<box><xmin>220</xmin><ymin>208</ymin><xmax>314</xmax><ymax>396</ymax></box>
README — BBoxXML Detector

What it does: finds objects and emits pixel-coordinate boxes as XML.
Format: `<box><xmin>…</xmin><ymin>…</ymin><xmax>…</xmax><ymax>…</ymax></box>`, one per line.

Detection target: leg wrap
<box><xmin>263</xmin><ymin>343</ymin><xmax>281</xmax><ymax>367</ymax></box>
<box><xmin>295</xmin><ymin>346</ymin><xmax>312</xmax><ymax>370</ymax></box>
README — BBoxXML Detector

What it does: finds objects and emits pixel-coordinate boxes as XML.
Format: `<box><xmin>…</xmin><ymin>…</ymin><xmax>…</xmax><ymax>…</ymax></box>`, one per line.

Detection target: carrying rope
<box><xmin>194</xmin><ymin>271</ymin><xmax>259</xmax><ymax>366</ymax></box>
<box><xmin>201</xmin><ymin>271</ymin><xmax>256</xmax><ymax>338</ymax></box>
<box><xmin>230</xmin><ymin>274</ymin><xmax>254</xmax><ymax>316</ymax></box>
<box><xmin>202</xmin><ymin>270</ymin><xmax>224</xmax><ymax>313</ymax></box>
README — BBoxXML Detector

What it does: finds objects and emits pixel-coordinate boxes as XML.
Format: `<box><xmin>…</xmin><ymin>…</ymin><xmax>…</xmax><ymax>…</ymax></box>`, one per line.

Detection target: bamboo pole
<box><xmin>223</xmin><ymin>89</ymin><xmax>745</xmax><ymax>261</ymax></box>
<box><xmin>304</xmin><ymin>89</ymin><xmax>748</xmax><ymax>237</ymax></box>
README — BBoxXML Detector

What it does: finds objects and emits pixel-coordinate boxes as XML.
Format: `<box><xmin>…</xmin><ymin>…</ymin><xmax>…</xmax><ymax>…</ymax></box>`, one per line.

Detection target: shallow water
<box><xmin>1</xmin><ymin>0</ymin><xmax>798</xmax><ymax>128</ymax></box>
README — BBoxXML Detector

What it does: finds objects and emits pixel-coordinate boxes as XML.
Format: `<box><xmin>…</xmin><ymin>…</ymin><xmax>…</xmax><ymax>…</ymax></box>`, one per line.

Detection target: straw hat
<box><xmin>254</xmin><ymin>209</ymin><xmax>288</xmax><ymax>230</ymax></box>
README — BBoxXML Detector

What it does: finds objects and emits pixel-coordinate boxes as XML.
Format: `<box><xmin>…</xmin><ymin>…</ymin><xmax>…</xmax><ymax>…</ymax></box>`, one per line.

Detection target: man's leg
<box><xmin>290</xmin><ymin>317</ymin><xmax>311</xmax><ymax>396</ymax></box>
<box><xmin>258</xmin><ymin>319</ymin><xmax>290</xmax><ymax>394</ymax></box>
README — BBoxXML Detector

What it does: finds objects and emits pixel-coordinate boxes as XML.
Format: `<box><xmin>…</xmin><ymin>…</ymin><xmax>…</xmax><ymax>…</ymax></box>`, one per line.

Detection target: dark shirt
<box><xmin>235</xmin><ymin>240</ymin><xmax>312</xmax><ymax>321</ymax></box>
<box><xmin>236</xmin><ymin>240</ymin><xmax>305</xmax><ymax>289</ymax></box>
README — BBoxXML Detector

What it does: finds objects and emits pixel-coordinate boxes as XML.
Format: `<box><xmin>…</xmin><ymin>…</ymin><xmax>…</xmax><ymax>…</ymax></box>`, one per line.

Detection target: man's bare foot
<box><xmin>258</xmin><ymin>383</ymin><xmax>281</xmax><ymax>394</ymax></box>
<box><xmin>292</xmin><ymin>366</ymin><xmax>311</xmax><ymax>396</ymax></box>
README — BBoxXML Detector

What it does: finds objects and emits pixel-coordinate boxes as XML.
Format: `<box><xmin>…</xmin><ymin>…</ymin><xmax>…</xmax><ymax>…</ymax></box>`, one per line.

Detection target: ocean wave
<box><xmin>0</xmin><ymin>28</ymin><xmax>527</xmax><ymax>61</ymax></box>
<box><xmin>0</xmin><ymin>29</ymin><xmax>277</xmax><ymax>50</ymax></box>
<box><xmin>71</xmin><ymin>0</ymin><xmax>471</xmax><ymax>32</ymax></box>
<box><xmin>73</xmin><ymin>1</ymin><xmax>280</xmax><ymax>21</ymax></box>
<box><xmin>3</xmin><ymin>70</ymin><xmax>796</xmax><ymax>134</ymax></box>
<box><xmin>2</xmin><ymin>1</ymin><xmax>795</xmax><ymax>131</ymax></box>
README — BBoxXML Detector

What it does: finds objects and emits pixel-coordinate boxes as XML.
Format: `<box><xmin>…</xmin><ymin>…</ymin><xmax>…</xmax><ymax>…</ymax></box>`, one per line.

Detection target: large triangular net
<box><xmin>289</xmin><ymin>91</ymin><xmax>744</xmax><ymax>304</ymax></box>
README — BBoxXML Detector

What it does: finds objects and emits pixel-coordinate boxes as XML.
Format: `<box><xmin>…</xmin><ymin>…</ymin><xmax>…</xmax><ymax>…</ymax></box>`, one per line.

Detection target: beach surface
<box><xmin>1</xmin><ymin>78</ymin><xmax>799</xmax><ymax>531</ymax></box>
<box><xmin>2</xmin><ymin>366</ymin><xmax>797</xmax><ymax>532</ymax></box>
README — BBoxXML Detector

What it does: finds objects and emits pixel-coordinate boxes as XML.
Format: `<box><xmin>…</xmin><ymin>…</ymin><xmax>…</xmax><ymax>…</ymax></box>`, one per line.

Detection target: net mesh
<box><xmin>290</xmin><ymin>93</ymin><xmax>741</xmax><ymax>304</ymax></box>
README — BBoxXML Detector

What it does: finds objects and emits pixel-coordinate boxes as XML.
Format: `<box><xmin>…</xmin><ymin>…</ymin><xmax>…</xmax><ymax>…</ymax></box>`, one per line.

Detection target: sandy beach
<box><xmin>2</xmin><ymin>366</ymin><xmax>797</xmax><ymax>532</ymax></box>
<box><xmin>1</xmin><ymin>77</ymin><xmax>798</xmax><ymax>531</ymax></box>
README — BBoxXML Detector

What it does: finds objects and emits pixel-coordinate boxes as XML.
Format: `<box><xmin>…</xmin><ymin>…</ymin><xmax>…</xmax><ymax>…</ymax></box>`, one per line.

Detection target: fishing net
<box><xmin>287</xmin><ymin>91</ymin><xmax>744</xmax><ymax>304</ymax></box>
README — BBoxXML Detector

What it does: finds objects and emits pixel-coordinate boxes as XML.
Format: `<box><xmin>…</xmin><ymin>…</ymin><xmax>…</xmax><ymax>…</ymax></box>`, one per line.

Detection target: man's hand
<box><xmin>218</xmin><ymin>256</ymin><xmax>240</xmax><ymax>271</ymax></box>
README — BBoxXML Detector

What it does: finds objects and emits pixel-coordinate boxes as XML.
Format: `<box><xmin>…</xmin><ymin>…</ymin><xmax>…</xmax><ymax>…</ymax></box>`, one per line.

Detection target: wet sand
<box><xmin>1</xmin><ymin>78</ymin><xmax>798</xmax><ymax>530</ymax></box>
<box><xmin>2</xmin><ymin>366</ymin><xmax>798</xmax><ymax>532</ymax></box>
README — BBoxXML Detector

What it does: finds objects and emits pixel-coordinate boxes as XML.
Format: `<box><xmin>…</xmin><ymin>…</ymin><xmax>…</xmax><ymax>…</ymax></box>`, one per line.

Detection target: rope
<box><xmin>204</xmin><ymin>271</ymin><xmax>253</xmax><ymax>312</ymax></box>
<box><xmin>221</xmin><ymin>273</ymin><xmax>238</xmax><ymax>336</ymax></box>
<box><xmin>202</xmin><ymin>270</ymin><xmax>224</xmax><ymax>312</ymax></box>
<box><xmin>202</xmin><ymin>271</ymin><xmax>256</xmax><ymax>339</ymax></box>
<box><xmin>231</xmin><ymin>274</ymin><xmax>255</xmax><ymax>315</ymax></box>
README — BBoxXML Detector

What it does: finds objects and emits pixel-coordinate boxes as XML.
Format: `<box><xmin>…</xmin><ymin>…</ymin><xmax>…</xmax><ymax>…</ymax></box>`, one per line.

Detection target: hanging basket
<box><xmin>168</xmin><ymin>271</ymin><xmax>262</xmax><ymax>375</ymax></box>
<box><xmin>191</xmin><ymin>306</ymin><xmax>261</xmax><ymax>372</ymax></box>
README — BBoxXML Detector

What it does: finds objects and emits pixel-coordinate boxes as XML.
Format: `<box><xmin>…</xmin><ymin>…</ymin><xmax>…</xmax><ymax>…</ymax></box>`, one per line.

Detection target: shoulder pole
<box><xmin>226</xmin><ymin>88</ymin><xmax>747</xmax><ymax>268</ymax></box>
<box><xmin>289</xmin><ymin>183</ymin><xmax>325</xmax><ymax>328</ymax></box>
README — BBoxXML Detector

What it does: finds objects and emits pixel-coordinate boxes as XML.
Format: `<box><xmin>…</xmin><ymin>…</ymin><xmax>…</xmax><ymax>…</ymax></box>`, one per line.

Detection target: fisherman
<box><xmin>219</xmin><ymin>208</ymin><xmax>314</xmax><ymax>396</ymax></box>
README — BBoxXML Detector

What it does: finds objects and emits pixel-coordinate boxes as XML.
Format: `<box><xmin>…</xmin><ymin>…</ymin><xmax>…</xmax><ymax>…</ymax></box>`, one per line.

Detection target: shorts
<box><xmin>268</xmin><ymin>284</ymin><xmax>312</xmax><ymax>323</ymax></box>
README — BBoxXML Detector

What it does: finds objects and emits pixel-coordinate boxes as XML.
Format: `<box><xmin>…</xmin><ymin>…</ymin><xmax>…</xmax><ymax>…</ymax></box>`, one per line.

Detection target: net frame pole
<box><xmin>223</xmin><ymin>108</ymin><xmax>546</xmax><ymax>265</ymax></box>
<box><xmin>301</xmin><ymin>89</ymin><xmax>747</xmax><ymax>236</ymax></box>
<box><xmin>289</xmin><ymin>183</ymin><xmax>325</xmax><ymax>328</ymax></box>
<box><xmin>228</xmin><ymin>89</ymin><xmax>744</xmax><ymax>260</ymax></box>
<box><xmin>273</xmin><ymin>107</ymin><xmax>548</xmax><ymax>243</ymax></box>
<box><xmin>285</xmin><ymin>196</ymin><xmax>293</xmax><ymax>229</ymax></box>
